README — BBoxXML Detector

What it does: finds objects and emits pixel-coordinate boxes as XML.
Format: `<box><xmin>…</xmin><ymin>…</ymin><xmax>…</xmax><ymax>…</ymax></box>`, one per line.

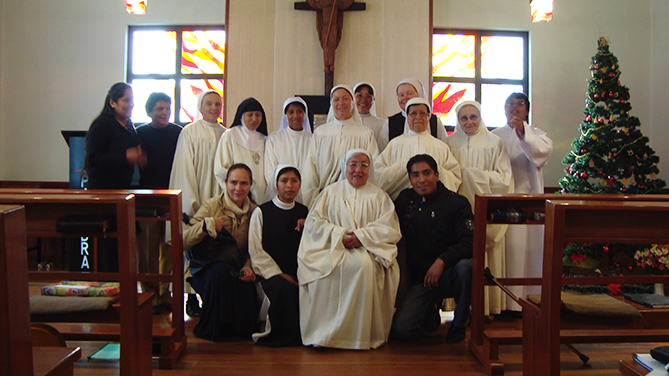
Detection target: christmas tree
<box><xmin>559</xmin><ymin>37</ymin><xmax>666</xmax><ymax>194</ymax></box>
<box><xmin>558</xmin><ymin>37</ymin><xmax>667</xmax><ymax>290</ymax></box>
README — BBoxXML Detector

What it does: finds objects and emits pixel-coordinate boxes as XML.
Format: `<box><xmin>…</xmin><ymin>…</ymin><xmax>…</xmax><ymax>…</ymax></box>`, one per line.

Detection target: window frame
<box><xmin>126</xmin><ymin>24</ymin><xmax>226</xmax><ymax>125</ymax></box>
<box><xmin>431</xmin><ymin>28</ymin><xmax>529</xmax><ymax>130</ymax></box>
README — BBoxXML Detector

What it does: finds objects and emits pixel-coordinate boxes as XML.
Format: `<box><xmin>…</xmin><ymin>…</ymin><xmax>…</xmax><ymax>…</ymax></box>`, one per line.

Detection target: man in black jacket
<box><xmin>392</xmin><ymin>154</ymin><xmax>474</xmax><ymax>343</ymax></box>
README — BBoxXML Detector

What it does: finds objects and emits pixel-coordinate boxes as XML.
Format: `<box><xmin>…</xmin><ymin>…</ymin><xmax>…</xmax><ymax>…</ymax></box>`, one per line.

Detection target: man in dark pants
<box><xmin>392</xmin><ymin>154</ymin><xmax>474</xmax><ymax>343</ymax></box>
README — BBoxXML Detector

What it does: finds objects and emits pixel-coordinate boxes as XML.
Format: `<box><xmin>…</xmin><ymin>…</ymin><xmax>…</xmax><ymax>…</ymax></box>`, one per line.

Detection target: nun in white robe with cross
<box><xmin>445</xmin><ymin>100</ymin><xmax>513</xmax><ymax>316</ymax></box>
<box><xmin>298</xmin><ymin>149</ymin><xmax>401</xmax><ymax>349</ymax></box>
<box><xmin>301</xmin><ymin>84</ymin><xmax>379</xmax><ymax>206</ymax></box>
<box><xmin>214</xmin><ymin>97</ymin><xmax>268</xmax><ymax>203</ymax></box>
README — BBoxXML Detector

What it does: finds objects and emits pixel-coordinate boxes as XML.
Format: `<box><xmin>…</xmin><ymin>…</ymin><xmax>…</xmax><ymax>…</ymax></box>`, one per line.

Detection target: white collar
<box><xmin>272</xmin><ymin>196</ymin><xmax>295</xmax><ymax>210</ymax></box>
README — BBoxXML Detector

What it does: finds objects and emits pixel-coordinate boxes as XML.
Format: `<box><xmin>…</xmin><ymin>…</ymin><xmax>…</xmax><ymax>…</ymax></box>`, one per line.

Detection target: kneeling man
<box><xmin>392</xmin><ymin>154</ymin><xmax>474</xmax><ymax>343</ymax></box>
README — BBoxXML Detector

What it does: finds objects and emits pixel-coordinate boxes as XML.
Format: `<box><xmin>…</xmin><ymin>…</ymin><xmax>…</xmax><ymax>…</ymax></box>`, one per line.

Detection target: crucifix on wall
<box><xmin>295</xmin><ymin>0</ymin><xmax>366</xmax><ymax>94</ymax></box>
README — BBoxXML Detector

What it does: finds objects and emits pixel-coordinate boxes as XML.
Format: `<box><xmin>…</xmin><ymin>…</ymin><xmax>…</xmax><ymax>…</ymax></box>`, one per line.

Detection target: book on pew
<box><xmin>624</xmin><ymin>293</ymin><xmax>669</xmax><ymax>308</ymax></box>
<box><xmin>634</xmin><ymin>353</ymin><xmax>669</xmax><ymax>374</ymax></box>
<box><xmin>488</xmin><ymin>207</ymin><xmax>527</xmax><ymax>223</ymax></box>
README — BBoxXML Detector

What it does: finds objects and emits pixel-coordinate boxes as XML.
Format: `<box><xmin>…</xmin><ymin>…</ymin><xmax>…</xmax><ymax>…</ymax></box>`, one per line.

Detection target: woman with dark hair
<box><xmin>85</xmin><ymin>82</ymin><xmax>146</xmax><ymax>189</ymax></box>
<box><xmin>214</xmin><ymin>97</ymin><xmax>269</xmax><ymax>203</ymax></box>
<box><xmin>353</xmin><ymin>81</ymin><xmax>384</xmax><ymax>144</ymax></box>
<box><xmin>249</xmin><ymin>165</ymin><xmax>308</xmax><ymax>347</ymax></box>
<box><xmin>183</xmin><ymin>163</ymin><xmax>261</xmax><ymax>341</ymax></box>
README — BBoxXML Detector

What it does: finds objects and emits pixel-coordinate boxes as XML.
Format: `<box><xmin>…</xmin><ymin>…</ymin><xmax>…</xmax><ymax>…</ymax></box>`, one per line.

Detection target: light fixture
<box><xmin>530</xmin><ymin>0</ymin><xmax>553</xmax><ymax>22</ymax></box>
<box><xmin>126</xmin><ymin>0</ymin><xmax>147</xmax><ymax>15</ymax></box>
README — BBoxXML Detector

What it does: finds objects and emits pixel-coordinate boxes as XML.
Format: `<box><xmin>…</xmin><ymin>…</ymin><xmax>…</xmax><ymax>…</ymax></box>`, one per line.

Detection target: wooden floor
<box><xmin>59</xmin><ymin>303</ymin><xmax>662</xmax><ymax>376</ymax></box>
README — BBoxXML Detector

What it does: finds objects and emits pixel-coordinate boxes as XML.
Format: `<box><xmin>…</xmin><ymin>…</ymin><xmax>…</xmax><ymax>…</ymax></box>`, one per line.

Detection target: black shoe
<box><xmin>446</xmin><ymin>323</ymin><xmax>466</xmax><ymax>344</ymax></box>
<box><xmin>186</xmin><ymin>298</ymin><xmax>202</xmax><ymax>317</ymax></box>
<box><xmin>159</xmin><ymin>303</ymin><xmax>172</xmax><ymax>312</ymax></box>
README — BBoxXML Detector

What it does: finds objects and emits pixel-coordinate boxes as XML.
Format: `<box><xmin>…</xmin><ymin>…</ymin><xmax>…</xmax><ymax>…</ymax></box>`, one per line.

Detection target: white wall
<box><xmin>226</xmin><ymin>0</ymin><xmax>430</xmax><ymax>128</ymax></box>
<box><xmin>435</xmin><ymin>0</ymin><xmax>667</xmax><ymax>188</ymax></box>
<box><xmin>1</xmin><ymin>0</ymin><xmax>667</xmax><ymax>187</ymax></box>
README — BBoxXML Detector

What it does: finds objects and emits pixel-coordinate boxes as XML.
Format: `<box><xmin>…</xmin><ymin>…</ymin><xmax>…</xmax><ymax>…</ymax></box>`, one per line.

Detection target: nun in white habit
<box><xmin>377</xmin><ymin>78</ymin><xmax>448</xmax><ymax>151</ymax></box>
<box><xmin>375</xmin><ymin>97</ymin><xmax>462</xmax><ymax>200</ymax></box>
<box><xmin>298</xmin><ymin>149</ymin><xmax>401</xmax><ymax>349</ymax></box>
<box><xmin>445</xmin><ymin>100</ymin><xmax>513</xmax><ymax>316</ymax></box>
<box><xmin>301</xmin><ymin>84</ymin><xmax>379</xmax><ymax>206</ymax></box>
<box><xmin>353</xmin><ymin>81</ymin><xmax>385</xmax><ymax>144</ymax></box>
<box><xmin>263</xmin><ymin>97</ymin><xmax>312</xmax><ymax>204</ymax></box>
<box><xmin>169</xmin><ymin>89</ymin><xmax>226</xmax><ymax>218</ymax></box>
<box><xmin>214</xmin><ymin>97</ymin><xmax>268</xmax><ymax>203</ymax></box>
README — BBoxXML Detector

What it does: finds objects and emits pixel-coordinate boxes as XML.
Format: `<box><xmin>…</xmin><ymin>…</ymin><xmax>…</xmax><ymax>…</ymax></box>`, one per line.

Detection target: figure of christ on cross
<box><xmin>295</xmin><ymin>1</ymin><xmax>366</xmax><ymax>93</ymax></box>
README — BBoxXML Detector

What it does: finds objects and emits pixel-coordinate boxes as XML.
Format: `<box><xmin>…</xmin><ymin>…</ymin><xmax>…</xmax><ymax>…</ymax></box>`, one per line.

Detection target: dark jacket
<box><xmin>394</xmin><ymin>182</ymin><xmax>474</xmax><ymax>283</ymax></box>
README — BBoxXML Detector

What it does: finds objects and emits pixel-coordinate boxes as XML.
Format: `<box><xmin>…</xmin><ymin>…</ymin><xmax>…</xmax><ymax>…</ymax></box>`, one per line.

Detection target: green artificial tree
<box><xmin>560</xmin><ymin>37</ymin><xmax>666</xmax><ymax>195</ymax></box>
<box><xmin>558</xmin><ymin>37</ymin><xmax>667</xmax><ymax>293</ymax></box>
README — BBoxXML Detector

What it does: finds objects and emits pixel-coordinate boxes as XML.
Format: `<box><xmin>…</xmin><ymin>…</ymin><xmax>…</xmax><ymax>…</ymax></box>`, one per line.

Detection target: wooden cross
<box><xmin>295</xmin><ymin>1</ymin><xmax>366</xmax><ymax>94</ymax></box>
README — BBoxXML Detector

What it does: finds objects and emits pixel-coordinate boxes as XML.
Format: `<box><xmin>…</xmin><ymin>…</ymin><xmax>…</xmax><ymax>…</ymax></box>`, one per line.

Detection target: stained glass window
<box><xmin>128</xmin><ymin>26</ymin><xmax>225</xmax><ymax>124</ymax></box>
<box><xmin>432</xmin><ymin>30</ymin><xmax>528</xmax><ymax>130</ymax></box>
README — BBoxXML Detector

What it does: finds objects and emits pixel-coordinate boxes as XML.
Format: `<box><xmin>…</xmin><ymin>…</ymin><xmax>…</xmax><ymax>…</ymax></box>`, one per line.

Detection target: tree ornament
<box><xmin>603</xmin><ymin>245</ymin><xmax>609</xmax><ymax>252</ymax></box>
<box><xmin>612</xmin><ymin>64</ymin><xmax>616</xmax><ymax>69</ymax></box>
<box><xmin>621</xmin><ymin>178</ymin><xmax>627</xmax><ymax>185</ymax></box>
<box><xmin>595</xmin><ymin>65</ymin><xmax>600</xmax><ymax>70</ymax></box>
<box><xmin>598</xmin><ymin>118</ymin><xmax>604</xmax><ymax>123</ymax></box>
<box><xmin>591</xmin><ymin>134</ymin><xmax>598</xmax><ymax>140</ymax></box>
<box><xmin>601</xmin><ymin>179</ymin><xmax>607</xmax><ymax>186</ymax></box>
<box><xmin>581</xmin><ymin>148</ymin><xmax>587</xmax><ymax>154</ymax></box>
<box><xmin>644</xmin><ymin>153</ymin><xmax>648</xmax><ymax>159</ymax></box>
<box><xmin>608</xmin><ymin>179</ymin><xmax>614</xmax><ymax>187</ymax></box>
<box><xmin>598</xmin><ymin>170</ymin><xmax>603</xmax><ymax>174</ymax></box>
<box><xmin>602</xmin><ymin>67</ymin><xmax>607</xmax><ymax>73</ymax></box>
<box><xmin>589</xmin><ymin>160</ymin><xmax>595</xmax><ymax>168</ymax></box>
<box><xmin>594</xmin><ymin>93</ymin><xmax>599</xmax><ymax>99</ymax></box>
<box><xmin>651</xmin><ymin>172</ymin><xmax>657</xmax><ymax>179</ymax></box>
<box><xmin>609</xmin><ymin>73</ymin><xmax>614</xmax><ymax>78</ymax></box>
<box><xmin>620</xmin><ymin>99</ymin><xmax>625</xmax><ymax>103</ymax></box>
<box><xmin>580</xmin><ymin>172</ymin><xmax>588</xmax><ymax>178</ymax></box>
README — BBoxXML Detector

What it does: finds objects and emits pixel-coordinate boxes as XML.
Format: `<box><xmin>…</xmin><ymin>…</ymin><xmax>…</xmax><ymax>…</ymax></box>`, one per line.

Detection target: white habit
<box><xmin>214</xmin><ymin>126</ymin><xmax>267</xmax><ymax>203</ymax></box>
<box><xmin>378</xmin><ymin>115</ymin><xmax>448</xmax><ymax>152</ymax></box>
<box><xmin>492</xmin><ymin>122</ymin><xmax>553</xmax><ymax>310</ymax></box>
<box><xmin>297</xmin><ymin>180</ymin><xmax>401</xmax><ymax>349</ymax></box>
<box><xmin>360</xmin><ymin>113</ymin><xmax>385</xmax><ymax>145</ymax></box>
<box><xmin>446</xmin><ymin>106</ymin><xmax>514</xmax><ymax>315</ymax></box>
<box><xmin>264</xmin><ymin>128</ymin><xmax>311</xmax><ymax>203</ymax></box>
<box><xmin>302</xmin><ymin>118</ymin><xmax>378</xmax><ymax>205</ymax></box>
<box><xmin>375</xmin><ymin>130</ymin><xmax>462</xmax><ymax>200</ymax></box>
<box><xmin>169</xmin><ymin>119</ymin><xmax>225</xmax><ymax>216</ymax></box>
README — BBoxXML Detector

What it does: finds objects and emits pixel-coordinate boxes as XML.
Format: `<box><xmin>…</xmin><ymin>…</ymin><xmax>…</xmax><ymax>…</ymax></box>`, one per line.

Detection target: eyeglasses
<box><xmin>506</xmin><ymin>100</ymin><xmax>527</xmax><ymax>108</ymax></box>
<box><xmin>347</xmin><ymin>162</ymin><xmax>370</xmax><ymax>170</ymax></box>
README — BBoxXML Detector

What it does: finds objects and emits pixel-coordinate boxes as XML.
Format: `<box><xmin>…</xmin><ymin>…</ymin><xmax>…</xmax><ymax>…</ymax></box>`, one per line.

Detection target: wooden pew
<box><xmin>0</xmin><ymin>192</ymin><xmax>152</xmax><ymax>376</ymax></box>
<box><xmin>0</xmin><ymin>205</ymin><xmax>81</xmax><ymax>376</ymax></box>
<box><xmin>1</xmin><ymin>188</ymin><xmax>186</xmax><ymax>369</ymax></box>
<box><xmin>469</xmin><ymin>193</ymin><xmax>669</xmax><ymax>375</ymax></box>
<box><xmin>523</xmin><ymin>199</ymin><xmax>669</xmax><ymax>375</ymax></box>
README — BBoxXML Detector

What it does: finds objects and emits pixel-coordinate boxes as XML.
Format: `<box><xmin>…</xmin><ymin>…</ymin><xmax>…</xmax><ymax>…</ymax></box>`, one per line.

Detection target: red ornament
<box><xmin>594</xmin><ymin>94</ymin><xmax>599</xmax><ymax>99</ymax></box>
<box><xmin>598</xmin><ymin>118</ymin><xmax>604</xmax><ymax>123</ymax></box>
<box><xmin>609</xmin><ymin>73</ymin><xmax>614</xmax><ymax>78</ymax></box>
<box><xmin>585</xmin><ymin>115</ymin><xmax>592</xmax><ymax>122</ymax></box>
<box><xmin>580</xmin><ymin>172</ymin><xmax>588</xmax><ymax>178</ymax></box>
<box><xmin>603</xmin><ymin>245</ymin><xmax>609</xmax><ymax>252</ymax></box>
<box><xmin>628</xmin><ymin>265</ymin><xmax>633</xmax><ymax>272</ymax></box>
<box><xmin>581</xmin><ymin>148</ymin><xmax>587</xmax><ymax>154</ymax></box>
<box><xmin>639</xmin><ymin>184</ymin><xmax>645</xmax><ymax>189</ymax></box>
<box><xmin>626</xmin><ymin>132</ymin><xmax>630</xmax><ymax>136</ymax></box>
<box><xmin>608</xmin><ymin>179</ymin><xmax>614</xmax><ymax>187</ymax></box>
<box><xmin>620</xmin><ymin>99</ymin><xmax>625</xmax><ymax>103</ymax></box>
<box><xmin>595</xmin><ymin>65</ymin><xmax>600</xmax><ymax>70</ymax></box>
<box><xmin>566</xmin><ymin>166</ymin><xmax>571</xmax><ymax>174</ymax></box>
<box><xmin>609</xmin><ymin>92</ymin><xmax>614</xmax><ymax>97</ymax></box>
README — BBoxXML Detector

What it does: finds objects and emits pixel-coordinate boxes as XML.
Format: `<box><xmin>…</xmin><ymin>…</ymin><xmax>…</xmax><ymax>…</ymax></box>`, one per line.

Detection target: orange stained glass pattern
<box><xmin>180</xmin><ymin>79</ymin><xmax>224</xmax><ymax>123</ymax></box>
<box><xmin>432</xmin><ymin>82</ymin><xmax>474</xmax><ymax>127</ymax></box>
<box><xmin>126</xmin><ymin>0</ymin><xmax>146</xmax><ymax>14</ymax></box>
<box><xmin>432</xmin><ymin>34</ymin><xmax>474</xmax><ymax>78</ymax></box>
<box><xmin>182</xmin><ymin>30</ymin><xmax>226</xmax><ymax>75</ymax></box>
